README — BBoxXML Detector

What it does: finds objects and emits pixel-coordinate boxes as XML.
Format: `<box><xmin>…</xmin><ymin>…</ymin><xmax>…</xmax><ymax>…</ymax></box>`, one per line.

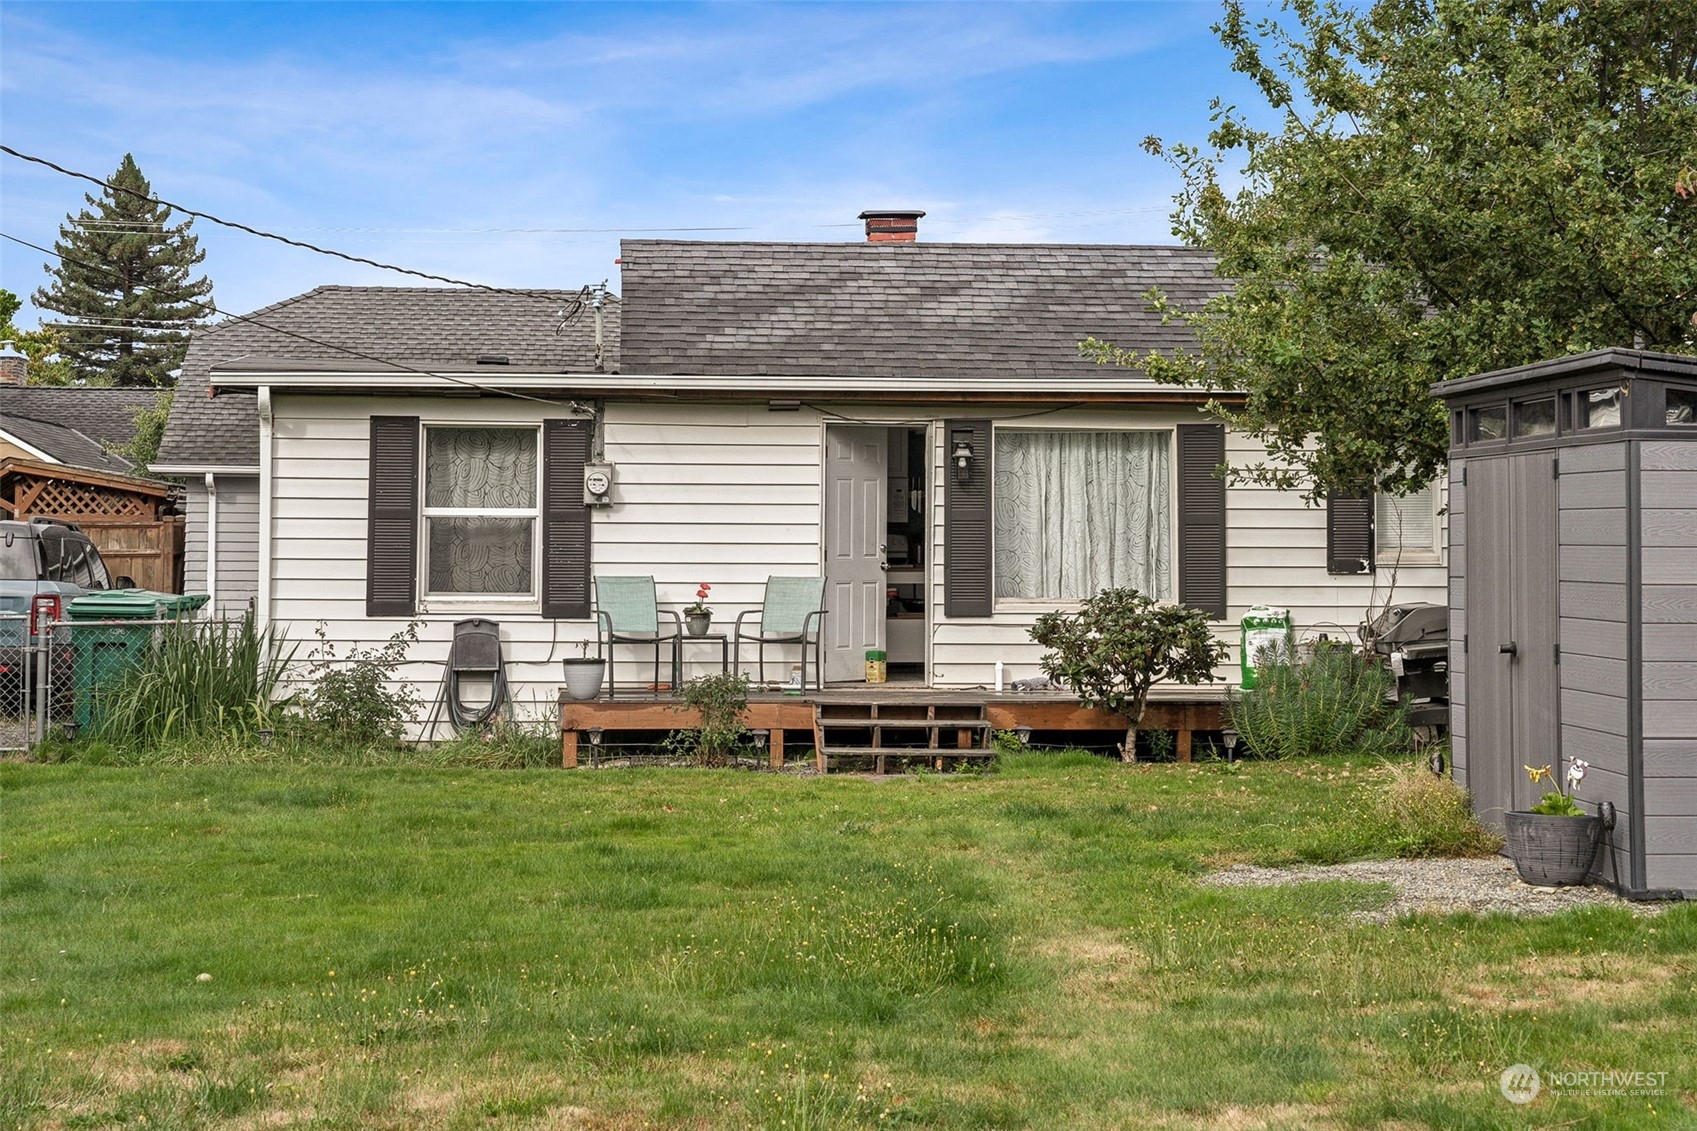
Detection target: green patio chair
<box><xmin>593</xmin><ymin>575</ymin><xmax>682</xmax><ymax>698</ymax></box>
<box><xmin>733</xmin><ymin>575</ymin><xmax>826</xmax><ymax>690</ymax></box>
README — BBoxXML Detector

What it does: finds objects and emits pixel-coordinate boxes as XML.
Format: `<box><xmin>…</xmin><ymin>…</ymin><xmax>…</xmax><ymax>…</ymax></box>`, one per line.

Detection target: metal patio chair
<box><xmin>733</xmin><ymin>575</ymin><xmax>826</xmax><ymax>690</ymax></box>
<box><xmin>593</xmin><ymin>575</ymin><xmax>682</xmax><ymax>698</ymax></box>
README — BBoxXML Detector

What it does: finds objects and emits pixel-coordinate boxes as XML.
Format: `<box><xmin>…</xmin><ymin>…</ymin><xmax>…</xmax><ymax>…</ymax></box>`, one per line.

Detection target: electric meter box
<box><xmin>583</xmin><ymin>463</ymin><xmax>615</xmax><ymax>506</ymax></box>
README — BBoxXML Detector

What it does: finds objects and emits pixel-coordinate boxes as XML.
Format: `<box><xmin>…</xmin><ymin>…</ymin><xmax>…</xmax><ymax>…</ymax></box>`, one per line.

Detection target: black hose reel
<box><xmin>444</xmin><ymin>618</ymin><xmax>509</xmax><ymax>733</ymax></box>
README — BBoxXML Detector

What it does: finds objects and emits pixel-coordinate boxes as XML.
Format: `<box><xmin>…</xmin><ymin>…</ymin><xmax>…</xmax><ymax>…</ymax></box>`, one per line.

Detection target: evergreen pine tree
<box><xmin>32</xmin><ymin>154</ymin><xmax>214</xmax><ymax>387</ymax></box>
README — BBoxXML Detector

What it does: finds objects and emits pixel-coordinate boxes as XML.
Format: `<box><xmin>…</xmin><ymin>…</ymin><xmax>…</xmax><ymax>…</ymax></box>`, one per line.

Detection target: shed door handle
<box><xmin>1499</xmin><ymin>642</ymin><xmax>1518</xmax><ymax>656</ymax></box>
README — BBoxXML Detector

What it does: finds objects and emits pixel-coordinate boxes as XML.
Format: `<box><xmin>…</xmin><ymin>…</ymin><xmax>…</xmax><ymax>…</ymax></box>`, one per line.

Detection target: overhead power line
<box><xmin>2</xmin><ymin>144</ymin><xmax>577</xmax><ymax>303</ymax></box>
<box><xmin>2</xmin><ymin>231</ymin><xmax>577</xmax><ymax>406</ymax></box>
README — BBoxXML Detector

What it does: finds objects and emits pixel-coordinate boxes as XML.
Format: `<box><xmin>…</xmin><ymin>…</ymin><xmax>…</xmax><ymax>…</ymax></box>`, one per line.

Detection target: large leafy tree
<box><xmin>0</xmin><ymin>289</ymin><xmax>74</xmax><ymax>385</ymax></box>
<box><xmin>1098</xmin><ymin>0</ymin><xmax>1697</xmax><ymax>498</ymax></box>
<box><xmin>32</xmin><ymin>154</ymin><xmax>214</xmax><ymax>387</ymax></box>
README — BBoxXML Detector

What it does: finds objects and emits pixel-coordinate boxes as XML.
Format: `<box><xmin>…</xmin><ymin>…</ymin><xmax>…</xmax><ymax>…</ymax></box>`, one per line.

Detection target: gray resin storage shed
<box><xmin>1436</xmin><ymin>348</ymin><xmax>1697</xmax><ymax>898</ymax></box>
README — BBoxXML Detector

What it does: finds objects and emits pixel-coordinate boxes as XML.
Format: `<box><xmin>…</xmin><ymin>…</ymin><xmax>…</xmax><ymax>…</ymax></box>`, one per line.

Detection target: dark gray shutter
<box><xmin>1176</xmin><ymin>423</ymin><xmax>1228</xmax><ymax>619</ymax></box>
<box><xmin>944</xmin><ymin>418</ymin><xmax>992</xmax><ymax>617</ymax></box>
<box><xmin>366</xmin><ymin>415</ymin><xmax>420</xmax><ymax>616</ymax></box>
<box><xmin>541</xmin><ymin>418</ymin><xmax>593</xmax><ymax>619</ymax></box>
<box><xmin>1326</xmin><ymin>491</ymin><xmax>1376</xmax><ymax>574</ymax></box>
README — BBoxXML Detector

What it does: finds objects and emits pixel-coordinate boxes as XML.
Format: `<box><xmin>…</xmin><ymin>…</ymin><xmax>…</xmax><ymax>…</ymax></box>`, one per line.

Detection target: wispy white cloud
<box><xmin>1</xmin><ymin>2</ymin><xmax>1229</xmax><ymax>322</ymax></box>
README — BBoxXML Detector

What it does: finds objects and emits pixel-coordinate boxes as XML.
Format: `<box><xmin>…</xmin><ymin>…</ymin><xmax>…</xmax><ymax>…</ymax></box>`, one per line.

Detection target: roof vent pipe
<box><xmin>591</xmin><ymin>283</ymin><xmax>606</xmax><ymax>373</ymax></box>
<box><xmin>858</xmin><ymin>210</ymin><xmax>925</xmax><ymax>243</ymax></box>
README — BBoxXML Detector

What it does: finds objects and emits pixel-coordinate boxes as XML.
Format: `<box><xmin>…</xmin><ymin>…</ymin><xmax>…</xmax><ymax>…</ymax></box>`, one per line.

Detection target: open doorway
<box><xmin>884</xmin><ymin>425</ymin><xmax>927</xmax><ymax>683</ymax></box>
<box><xmin>822</xmin><ymin>423</ymin><xmax>929</xmax><ymax>685</ymax></box>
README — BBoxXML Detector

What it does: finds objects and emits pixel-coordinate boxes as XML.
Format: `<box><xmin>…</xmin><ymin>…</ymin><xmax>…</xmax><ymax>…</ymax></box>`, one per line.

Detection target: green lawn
<box><xmin>2</xmin><ymin>754</ymin><xmax>1693</xmax><ymax>1130</ymax></box>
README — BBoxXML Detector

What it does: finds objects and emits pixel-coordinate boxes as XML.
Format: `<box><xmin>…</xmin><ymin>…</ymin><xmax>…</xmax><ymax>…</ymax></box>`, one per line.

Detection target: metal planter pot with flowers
<box><xmin>1504</xmin><ymin>758</ymin><xmax>1603</xmax><ymax>886</ymax></box>
<box><xmin>683</xmin><ymin>583</ymin><xmax>713</xmax><ymax>637</ymax></box>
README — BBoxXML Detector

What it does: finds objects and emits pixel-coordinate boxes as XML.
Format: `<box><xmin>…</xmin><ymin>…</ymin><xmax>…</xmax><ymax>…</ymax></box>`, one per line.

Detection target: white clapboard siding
<box><xmin>266</xmin><ymin>396</ymin><xmax>827</xmax><ymax>735</ymax></box>
<box><xmin>927</xmin><ymin>415</ymin><xmax>1449</xmax><ymax>687</ymax></box>
<box><xmin>182</xmin><ymin>475</ymin><xmax>260</xmax><ymax>618</ymax></box>
<box><xmin>264</xmin><ymin>394</ymin><xmax>1452</xmax><ymax>732</ymax></box>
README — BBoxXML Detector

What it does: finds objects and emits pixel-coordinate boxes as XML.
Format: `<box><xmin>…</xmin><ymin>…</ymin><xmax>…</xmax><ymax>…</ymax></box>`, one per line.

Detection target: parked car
<box><xmin>0</xmin><ymin>518</ymin><xmax>132</xmax><ymax>710</ymax></box>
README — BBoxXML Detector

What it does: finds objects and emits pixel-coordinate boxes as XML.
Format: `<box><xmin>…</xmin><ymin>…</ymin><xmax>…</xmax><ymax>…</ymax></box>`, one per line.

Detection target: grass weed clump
<box><xmin>1375</xmin><ymin>760</ymin><xmax>1503</xmax><ymax>858</ymax></box>
<box><xmin>91</xmin><ymin>610</ymin><xmax>291</xmax><ymax>747</ymax></box>
<box><xmin>1229</xmin><ymin>645</ymin><xmax>1413</xmax><ymax>759</ymax></box>
<box><xmin>414</xmin><ymin>716</ymin><xmax>559</xmax><ymax>769</ymax></box>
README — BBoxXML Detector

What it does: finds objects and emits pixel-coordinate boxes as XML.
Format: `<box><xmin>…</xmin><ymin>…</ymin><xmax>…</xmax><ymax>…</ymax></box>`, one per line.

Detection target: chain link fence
<box><xmin>1</xmin><ymin>614</ymin><xmax>195</xmax><ymax>753</ymax></box>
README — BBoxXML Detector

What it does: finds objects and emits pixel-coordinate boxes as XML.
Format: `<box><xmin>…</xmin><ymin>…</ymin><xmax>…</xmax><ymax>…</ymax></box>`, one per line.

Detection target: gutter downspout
<box><xmin>204</xmin><ymin>473</ymin><xmax>218</xmax><ymax>614</ymax></box>
<box><xmin>257</xmin><ymin>387</ymin><xmax>273</xmax><ymax>645</ymax></box>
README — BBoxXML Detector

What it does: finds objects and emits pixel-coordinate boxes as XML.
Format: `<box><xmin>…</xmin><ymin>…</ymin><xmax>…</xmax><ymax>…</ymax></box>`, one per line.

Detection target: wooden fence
<box><xmin>83</xmin><ymin>517</ymin><xmax>185</xmax><ymax>593</ymax></box>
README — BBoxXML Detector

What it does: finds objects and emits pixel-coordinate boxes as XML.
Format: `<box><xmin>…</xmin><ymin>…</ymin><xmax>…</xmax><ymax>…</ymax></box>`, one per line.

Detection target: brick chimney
<box><xmin>0</xmin><ymin>340</ymin><xmax>26</xmax><ymax>385</ymax></box>
<box><xmin>858</xmin><ymin>210</ymin><xmax>925</xmax><ymax>243</ymax></box>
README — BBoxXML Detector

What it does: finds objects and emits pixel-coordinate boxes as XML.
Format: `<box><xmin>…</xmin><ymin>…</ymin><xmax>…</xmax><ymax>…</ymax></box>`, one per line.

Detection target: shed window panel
<box><xmin>1377</xmin><ymin>484</ymin><xmax>1439</xmax><ymax>561</ymax></box>
<box><xmin>422</xmin><ymin>427</ymin><xmax>538</xmax><ymax>596</ymax></box>
<box><xmin>1579</xmin><ymin>387</ymin><xmax>1622</xmax><ymax>429</ymax></box>
<box><xmin>1668</xmin><ymin>388</ymin><xmax>1696</xmax><ymax>425</ymax></box>
<box><xmin>993</xmin><ymin>429</ymin><xmax>1171</xmax><ymax>600</ymax></box>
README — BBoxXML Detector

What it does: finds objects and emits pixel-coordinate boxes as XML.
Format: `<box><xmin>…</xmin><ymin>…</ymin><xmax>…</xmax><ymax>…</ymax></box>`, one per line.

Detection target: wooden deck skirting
<box><xmin>558</xmin><ymin>686</ymin><xmax>1228</xmax><ymax>769</ymax></box>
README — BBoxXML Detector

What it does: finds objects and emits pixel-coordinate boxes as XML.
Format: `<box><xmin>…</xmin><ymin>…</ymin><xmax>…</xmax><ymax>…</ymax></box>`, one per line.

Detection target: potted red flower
<box><xmin>683</xmin><ymin>583</ymin><xmax>713</xmax><ymax>636</ymax></box>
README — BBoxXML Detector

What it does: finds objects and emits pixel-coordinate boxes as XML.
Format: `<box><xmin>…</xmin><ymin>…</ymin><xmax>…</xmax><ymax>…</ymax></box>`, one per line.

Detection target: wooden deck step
<box><xmin>814</xmin><ymin>699</ymin><xmax>993</xmax><ymax>774</ymax></box>
<box><xmin>821</xmin><ymin>746</ymin><xmax>996</xmax><ymax>774</ymax></box>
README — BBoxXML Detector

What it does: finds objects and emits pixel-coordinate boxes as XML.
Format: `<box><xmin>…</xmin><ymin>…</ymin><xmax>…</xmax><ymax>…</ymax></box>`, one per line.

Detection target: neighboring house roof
<box><xmin>617</xmin><ymin>241</ymin><xmax>1223</xmax><ymax>379</ymax></box>
<box><xmin>155</xmin><ymin>285</ymin><xmax>620</xmax><ymax>470</ymax></box>
<box><xmin>0</xmin><ymin>386</ymin><xmax>160</xmax><ymax>475</ymax></box>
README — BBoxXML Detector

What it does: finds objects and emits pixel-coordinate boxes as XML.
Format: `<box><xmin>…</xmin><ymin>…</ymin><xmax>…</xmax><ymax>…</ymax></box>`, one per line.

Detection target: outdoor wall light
<box><xmin>952</xmin><ymin>437</ymin><xmax>974</xmax><ymax>482</ymax></box>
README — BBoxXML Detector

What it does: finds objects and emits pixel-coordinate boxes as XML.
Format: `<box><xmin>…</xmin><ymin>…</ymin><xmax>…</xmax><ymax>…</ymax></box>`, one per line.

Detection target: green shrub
<box><xmin>298</xmin><ymin>621</ymin><xmax>420</xmax><ymax>745</ymax></box>
<box><xmin>1031</xmin><ymin>587</ymin><xmax>1228</xmax><ymax>761</ymax></box>
<box><xmin>91</xmin><ymin>610</ymin><xmax>292</xmax><ymax>746</ymax></box>
<box><xmin>1228</xmin><ymin>644</ymin><xmax>1412</xmax><ymax>759</ymax></box>
<box><xmin>663</xmin><ymin>671</ymin><xmax>753</xmax><ymax>766</ymax></box>
<box><xmin>1376</xmin><ymin>759</ymin><xmax>1503</xmax><ymax>858</ymax></box>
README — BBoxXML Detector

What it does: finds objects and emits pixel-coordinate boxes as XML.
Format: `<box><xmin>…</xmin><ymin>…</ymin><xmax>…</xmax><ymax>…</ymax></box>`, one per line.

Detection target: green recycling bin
<box><xmin>1239</xmin><ymin>605</ymin><xmax>1293</xmax><ymax>689</ymax></box>
<box><xmin>66</xmin><ymin>591</ymin><xmax>209</xmax><ymax>729</ymax></box>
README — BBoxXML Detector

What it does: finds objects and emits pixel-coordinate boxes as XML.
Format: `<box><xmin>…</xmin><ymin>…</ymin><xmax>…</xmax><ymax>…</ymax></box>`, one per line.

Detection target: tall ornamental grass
<box><xmin>93</xmin><ymin>611</ymin><xmax>292</xmax><ymax>746</ymax></box>
<box><xmin>1228</xmin><ymin>645</ymin><xmax>1413</xmax><ymax>759</ymax></box>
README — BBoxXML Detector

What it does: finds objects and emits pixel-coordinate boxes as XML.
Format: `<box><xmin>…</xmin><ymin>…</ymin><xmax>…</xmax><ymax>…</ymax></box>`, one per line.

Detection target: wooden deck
<box><xmin>557</xmin><ymin>684</ymin><xmax>1229</xmax><ymax>769</ymax></box>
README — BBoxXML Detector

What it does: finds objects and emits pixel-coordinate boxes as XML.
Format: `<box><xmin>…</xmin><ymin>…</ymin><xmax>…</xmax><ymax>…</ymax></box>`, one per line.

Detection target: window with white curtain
<box><xmin>993</xmin><ymin>429</ymin><xmax>1172</xmax><ymax>600</ymax></box>
<box><xmin>1376</xmin><ymin>483</ymin><xmax>1440</xmax><ymax>563</ymax></box>
<box><xmin>422</xmin><ymin>426</ymin><xmax>538</xmax><ymax>596</ymax></box>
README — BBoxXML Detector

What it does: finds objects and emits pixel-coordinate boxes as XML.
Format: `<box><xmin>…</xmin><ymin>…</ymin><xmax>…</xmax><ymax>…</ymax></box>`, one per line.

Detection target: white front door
<box><xmin>823</xmin><ymin>425</ymin><xmax>887</xmax><ymax>683</ymax></box>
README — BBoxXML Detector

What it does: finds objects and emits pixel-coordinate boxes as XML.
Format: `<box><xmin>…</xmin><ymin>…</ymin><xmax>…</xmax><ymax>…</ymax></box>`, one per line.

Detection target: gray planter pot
<box><xmin>685</xmin><ymin>613</ymin><xmax>712</xmax><ymax>637</ymax></box>
<box><xmin>561</xmin><ymin>657</ymin><xmax>605</xmax><ymax>701</ymax></box>
<box><xmin>1504</xmin><ymin>811</ymin><xmax>1602</xmax><ymax>886</ymax></box>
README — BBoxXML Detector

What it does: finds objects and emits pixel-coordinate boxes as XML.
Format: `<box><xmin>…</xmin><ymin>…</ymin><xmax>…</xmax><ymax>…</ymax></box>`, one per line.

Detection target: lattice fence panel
<box><xmin>15</xmin><ymin>475</ymin><xmax>155</xmax><ymax>520</ymax></box>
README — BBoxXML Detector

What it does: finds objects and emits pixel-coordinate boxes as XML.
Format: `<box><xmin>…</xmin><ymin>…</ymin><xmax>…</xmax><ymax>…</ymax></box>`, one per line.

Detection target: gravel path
<box><xmin>1204</xmin><ymin>856</ymin><xmax>1671</xmax><ymax>923</ymax></box>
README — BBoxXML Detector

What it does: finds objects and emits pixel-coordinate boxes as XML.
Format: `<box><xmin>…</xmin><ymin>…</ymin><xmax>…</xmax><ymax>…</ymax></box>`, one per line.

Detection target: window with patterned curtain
<box><xmin>993</xmin><ymin>429</ymin><xmax>1171</xmax><ymax>600</ymax></box>
<box><xmin>422</xmin><ymin>426</ymin><xmax>538</xmax><ymax>595</ymax></box>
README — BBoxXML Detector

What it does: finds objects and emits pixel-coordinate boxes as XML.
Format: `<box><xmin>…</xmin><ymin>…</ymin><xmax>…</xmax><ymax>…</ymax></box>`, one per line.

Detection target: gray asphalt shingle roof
<box><xmin>154</xmin><ymin>243</ymin><xmax>1227</xmax><ymax>465</ymax></box>
<box><xmin>155</xmin><ymin>285</ymin><xmax>620</xmax><ymax>469</ymax></box>
<box><xmin>617</xmin><ymin>240</ymin><xmax>1223</xmax><ymax>378</ymax></box>
<box><xmin>0</xmin><ymin>386</ymin><xmax>161</xmax><ymax>473</ymax></box>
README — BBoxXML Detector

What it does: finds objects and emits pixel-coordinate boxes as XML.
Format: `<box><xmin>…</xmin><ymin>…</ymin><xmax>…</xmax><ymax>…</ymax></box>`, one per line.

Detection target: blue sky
<box><xmin>1</xmin><ymin>2</ymin><xmax>1269</xmax><ymax>326</ymax></box>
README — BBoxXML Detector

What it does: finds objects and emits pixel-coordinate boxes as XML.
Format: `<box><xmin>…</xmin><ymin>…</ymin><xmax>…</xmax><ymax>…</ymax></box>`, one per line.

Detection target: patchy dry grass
<box><xmin>2</xmin><ymin>753</ymin><xmax>1693</xmax><ymax>1129</ymax></box>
